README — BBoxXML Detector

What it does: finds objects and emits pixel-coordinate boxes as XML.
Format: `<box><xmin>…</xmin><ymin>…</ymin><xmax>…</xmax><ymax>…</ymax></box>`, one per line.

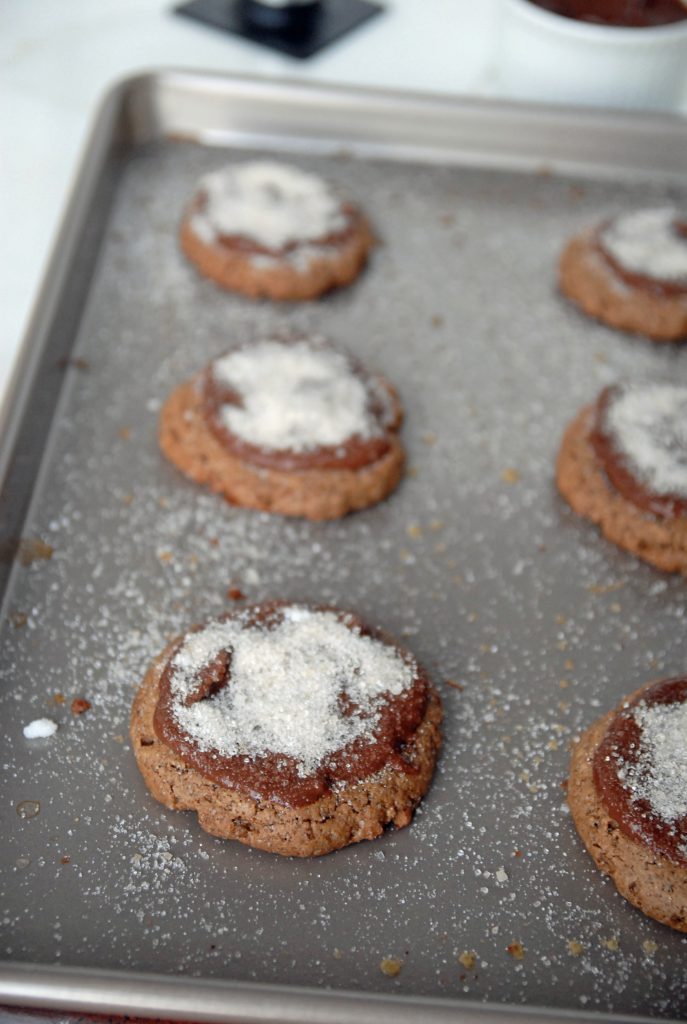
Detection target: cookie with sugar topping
<box><xmin>180</xmin><ymin>161</ymin><xmax>374</xmax><ymax>301</ymax></box>
<box><xmin>159</xmin><ymin>335</ymin><xmax>405</xmax><ymax>520</ymax></box>
<box><xmin>559</xmin><ymin>208</ymin><xmax>687</xmax><ymax>341</ymax></box>
<box><xmin>130</xmin><ymin>603</ymin><xmax>443</xmax><ymax>857</ymax></box>
<box><xmin>568</xmin><ymin>676</ymin><xmax>687</xmax><ymax>931</ymax></box>
<box><xmin>556</xmin><ymin>382</ymin><xmax>687</xmax><ymax>574</ymax></box>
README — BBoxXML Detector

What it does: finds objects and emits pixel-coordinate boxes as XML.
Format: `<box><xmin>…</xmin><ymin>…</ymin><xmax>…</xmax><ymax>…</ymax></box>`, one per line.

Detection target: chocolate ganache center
<box><xmin>593</xmin><ymin>677</ymin><xmax>687</xmax><ymax>866</ymax></box>
<box><xmin>153</xmin><ymin>603</ymin><xmax>431</xmax><ymax>808</ymax></box>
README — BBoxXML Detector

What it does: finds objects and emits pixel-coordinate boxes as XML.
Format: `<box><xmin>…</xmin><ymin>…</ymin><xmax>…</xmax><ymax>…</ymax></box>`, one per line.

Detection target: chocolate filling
<box><xmin>529</xmin><ymin>0</ymin><xmax>687</xmax><ymax>26</ymax></box>
<box><xmin>593</xmin><ymin>677</ymin><xmax>687</xmax><ymax>866</ymax></box>
<box><xmin>153</xmin><ymin>603</ymin><xmax>432</xmax><ymax>808</ymax></box>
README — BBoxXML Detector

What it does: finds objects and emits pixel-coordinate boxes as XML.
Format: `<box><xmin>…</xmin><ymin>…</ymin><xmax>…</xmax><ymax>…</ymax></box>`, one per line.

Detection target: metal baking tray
<box><xmin>1</xmin><ymin>71</ymin><xmax>686</xmax><ymax>1024</ymax></box>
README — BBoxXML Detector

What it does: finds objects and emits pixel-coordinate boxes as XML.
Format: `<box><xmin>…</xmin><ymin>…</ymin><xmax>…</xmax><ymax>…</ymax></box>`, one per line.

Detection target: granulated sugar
<box><xmin>189</xmin><ymin>161</ymin><xmax>347</xmax><ymax>250</ymax></box>
<box><xmin>170</xmin><ymin>607</ymin><xmax>413</xmax><ymax>774</ymax></box>
<box><xmin>212</xmin><ymin>340</ymin><xmax>382</xmax><ymax>452</ymax></box>
<box><xmin>605</xmin><ymin>383</ymin><xmax>687</xmax><ymax>498</ymax></box>
<box><xmin>620</xmin><ymin>699</ymin><xmax>687</xmax><ymax>825</ymax></box>
<box><xmin>600</xmin><ymin>208</ymin><xmax>687</xmax><ymax>282</ymax></box>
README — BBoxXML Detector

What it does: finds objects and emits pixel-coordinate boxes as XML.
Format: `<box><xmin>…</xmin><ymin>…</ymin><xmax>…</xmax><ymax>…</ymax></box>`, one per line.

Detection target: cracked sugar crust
<box><xmin>558</xmin><ymin>230</ymin><xmax>687</xmax><ymax>342</ymax></box>
<box><xmin>130</xmin><ymin>641</ymin><xmax>443</xmax><ymax>858</ymax></box>
<box><xmin>158</xmin><ymin>376</ymin><xmax>405</xmax><ymax>520</ymax></box>
<box><xmin>179</xmin><ymin>164</ymin><xmax>374</xmax><ymax>301</ymax></box>
<box><xmin>555</xmin><ymin>404</ymin><xmax>687</xmax><ymax>575</ymax></box>
<box><xmin>568</xmin><ymin>685</ymin><xmax>687</xmax><ymax>933</ymax></box>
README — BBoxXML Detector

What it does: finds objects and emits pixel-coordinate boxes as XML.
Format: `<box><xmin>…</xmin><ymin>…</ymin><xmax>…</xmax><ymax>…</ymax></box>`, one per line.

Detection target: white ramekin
<box><xmin>498</xmin><ymin>0</ymin><xmax>687</xmax><ymax>111</ymax></box>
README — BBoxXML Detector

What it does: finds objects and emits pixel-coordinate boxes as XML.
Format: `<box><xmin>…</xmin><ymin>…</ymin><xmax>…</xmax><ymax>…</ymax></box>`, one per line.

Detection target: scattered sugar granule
<box><xmin>23</xmin><ymin>718</ymin><xmax>58</xmax><ymax>739</ymax></box>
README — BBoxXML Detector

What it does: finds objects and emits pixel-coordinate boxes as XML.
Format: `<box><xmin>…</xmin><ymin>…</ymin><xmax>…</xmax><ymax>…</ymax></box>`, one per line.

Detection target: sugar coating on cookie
<box><xmin>211</xmin><ymin>338</ymin><xmax>394</xmax><ymax>455</ymax></box>
<box><xmin>600</xmin><ymin>383</ymin><xmax>687</xmax><ymax>504</ymax></box>
<box><xmin>617</xmin><ymin>699</ymin><xmax>687</xmax><ymax>841</ymax></box>
<box><xmin>599</xmin><ymin>209</ymin><xmax>687</xmax><ymax>285</ymax></box>
<box><xmin>188</xmin><ymin>161</ymin><xmax>348</xmax><ymax>252</ymax></box>
<box><xmin>568</xmin><ymin>678</ymin><xmax>687</xmax><ymax>930</ymax></box>
<box><xmin>180</xmin><ymin>161</ymin><xmax>374</xmax><ymax>300</ymax></box>
<box><xmin>131</xmin><ymin>603</ymin><xmax>442</xmax><ymax>856</ymax></box>
<box><xmin>166</xmin><ymin>605</ymin><xmax>414</xmax><ymax>778</ymax></box>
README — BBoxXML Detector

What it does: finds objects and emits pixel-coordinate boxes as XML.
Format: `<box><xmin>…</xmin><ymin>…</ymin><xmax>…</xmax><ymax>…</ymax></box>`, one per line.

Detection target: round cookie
<box><xmin>180</xmin><ymin>160</ymin><xmax>374</xmax><ymax>301</ymax></box>
<box><xmin>568</xmin><ymin>677</ymin><xmax>687</xmax><ymax>932</ymax></box>
<box><xmin>159</xmin><ymin>335</ymin><xmax>405</xmax><ymax>520</ymax></box>
<box><xmin>556</xmin><ymin>382</ymin><xmax>687</xmax><ymax>574</ymax></box>
<box><xmin>559</xmin><ymin>208</ymin><xmax>687</xmax><ymax>342</ymax></box>
<box><xmin>130</xmin><ymin>603</ymin><xmax>443</xmax><ymax>857</ymax></box>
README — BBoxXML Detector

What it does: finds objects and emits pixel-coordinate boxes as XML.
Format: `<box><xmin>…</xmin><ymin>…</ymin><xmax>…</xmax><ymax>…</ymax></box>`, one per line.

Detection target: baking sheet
<box><xmin>1</xmin><ymin>73</ymin><xmax>686</xmax><ymax>1023</ymax></box>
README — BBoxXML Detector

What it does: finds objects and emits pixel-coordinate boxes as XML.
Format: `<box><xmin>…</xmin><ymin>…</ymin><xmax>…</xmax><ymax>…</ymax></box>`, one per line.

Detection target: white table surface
<box><xmin>1</xmin><ymin>0</ymin><xmax>686</xmax><ymax>413</ymax></box>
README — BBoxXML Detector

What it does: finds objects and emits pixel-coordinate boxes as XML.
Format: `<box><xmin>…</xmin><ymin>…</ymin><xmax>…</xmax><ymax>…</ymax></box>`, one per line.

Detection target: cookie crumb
<box><xmin>60</xmin><ymin>856</ymin><xmax>71</xmax><ymax>865</ymax></box>
<box><xmin>501</xmin><ymin>467</ymin><xmax>520</xmax><ymax>484</ymax></box>
<box><xmin>226</xmin><ymin>587</ymin><xmax>246</xmax><ymax>601</ymax></box>
<box><xmin>18</xmin><ymin>538</ymin><xmax>53</xmax><ymax>567</ymax></box>
<box><xmin>567</xmin><ymin>940</ymin><xmax>584</xmax><ymax>957</ymax></box>
<box><xmin>71</xmin><ymin>698</ymin><xmax>91</xmax><ymax>716</ymax></box>
<box><xmin>9</xmin><ymin>611</ymin><xmax>28</xmax><ymax>628</ymax></box>
<box><xmin>332</xmin><ymin>948</ymin><xmax>343</xmax><ymax>960</ymax></box>
<box><xmin>421</xmin><ymin>432</ymin><xmax>437</xmax><ymax>446</ymax></box>
<box><xmin>506</xmin><ymin>942</ymin><xmax>525</xmax><ymax>960</ymax></box>
<box><xmin>118</xmin><ymin>427</ymin><xmax>131</xmax><ymax>440</ymax></box>
<box><xmin>380</xmin><ymin>958</ymin><xmax>402</xmax><ymax>977</ymax></box>
<box><xmin>445</xmin><ymin>679</ymin><xmax>464</xmax><ymax>691</ymax></box>
<box><xmin>458</xmin><ymin>951</ymin><xmax>477</xmax><ymax>970</ymax></box>
<box><xmin>643</xmin><ymin>940</ymin><xmax>658</xmax><ymax>956</ymax></box>
<box><xmin>54</xmin><ymin>693</ymin><xmax>66</xmax><ymax>705</ymax></box>
<box><xmin>601</xmin><ymin>936</ymin><xmax>620</xmax><ymax>952</ymax></box>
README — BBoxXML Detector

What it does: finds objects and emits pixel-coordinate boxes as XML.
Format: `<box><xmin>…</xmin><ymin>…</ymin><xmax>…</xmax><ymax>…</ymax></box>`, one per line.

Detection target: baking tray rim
<box><xmin>0</xmin><ymin>961</ymin><xmax>677</xmax><ymax>1024</ymax></box>
<box><xmin>1</xmin><ymin>69</ymin><xmax>686</xmax><ymax>1024</ymax></box>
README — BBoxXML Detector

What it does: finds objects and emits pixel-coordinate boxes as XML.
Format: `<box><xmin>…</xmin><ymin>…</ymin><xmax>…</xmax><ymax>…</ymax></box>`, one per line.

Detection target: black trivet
<box><xmin>174</xmin><ymin>0</ymin><xmax>384</xmax><ymax>59</ymax></box>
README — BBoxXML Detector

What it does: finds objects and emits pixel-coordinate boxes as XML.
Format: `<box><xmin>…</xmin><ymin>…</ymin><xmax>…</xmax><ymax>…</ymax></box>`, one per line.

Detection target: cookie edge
<box><xmin>559</xmin><ymin>231</ymin><xmax>687</xmax><ymax>343</ymax></box>
<box><xmin>568</xmin><ymin>685</ymin><xmax>687</xmax><ymax>932</ymax></box>
<box><xmin>130</xmin><ymin>640</ymin><xmax>443</xmax><ymax>858</ymax></box>
<box><xmin>555</xmin><ymin>404</ymin><xmax>687</xmax><ymax>575</ymax></box>
<box><xmin>158</xmin><ymin>376</ymin><xmax>405</xmax><ymax>521</ymax></box>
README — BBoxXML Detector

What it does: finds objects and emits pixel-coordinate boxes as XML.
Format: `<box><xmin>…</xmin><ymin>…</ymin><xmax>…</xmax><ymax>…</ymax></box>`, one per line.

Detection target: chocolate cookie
<box><xmin>568</xmin><ymin>677</ymin><xmax>687</xmax><ymax>932</ymax></box>
<box><xmin>556</xmin><ymin>382</ymin><xmax>687</xmax><ymax>574</ymax></box>
<box><xmin>559</xmin><ymin>208</ymin><xmax>687</xmax><ymax>341</ymax></box>
<box><xmin>180</xmin><ymin>161</ymin><xmax>374</xmax><ymax>301</ymax></box>
<box><xmin>159</xmin><ymin>335</ymin><xmax>405</xmax><ymax>520</ymax></box>
<box><xmin>131</xmin><ymin>603</ymin><xmax>443</xmax><ymax>857</ymax></box>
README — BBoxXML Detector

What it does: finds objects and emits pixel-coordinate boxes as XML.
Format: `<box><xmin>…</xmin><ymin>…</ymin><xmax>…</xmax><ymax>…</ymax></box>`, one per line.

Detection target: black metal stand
<box><xmin>174</xmin><ymin>0</ymin><xmax>384</xmax><ymax>59</ymax></box>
